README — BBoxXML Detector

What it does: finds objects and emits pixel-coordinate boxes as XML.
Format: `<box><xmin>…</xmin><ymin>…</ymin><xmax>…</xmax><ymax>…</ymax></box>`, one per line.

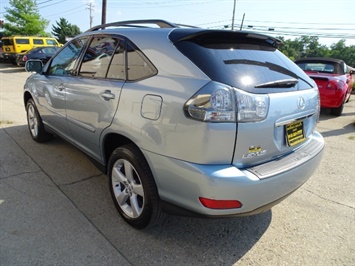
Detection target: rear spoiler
<box><xmin>169</xmin><ymin>29</ymin><xmax>282</xmax><ymax>48</ymax></box>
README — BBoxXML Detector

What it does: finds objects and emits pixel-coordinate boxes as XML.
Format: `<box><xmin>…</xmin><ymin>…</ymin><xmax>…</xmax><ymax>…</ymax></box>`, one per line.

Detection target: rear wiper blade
<box><xmin>224</xmin><ymin>59</ymin><xmax>314</xmax><ymax>88</ymax></box>
<box><xmin>254</xmin><ymin>79</ymin><xmax>298</xmax><ymax>88</ymax></box>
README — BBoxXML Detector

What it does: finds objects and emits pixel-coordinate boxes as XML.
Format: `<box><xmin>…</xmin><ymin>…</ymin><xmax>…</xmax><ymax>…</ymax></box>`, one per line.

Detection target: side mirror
<box><xmin>25</xmin><ymin>59</ymin><xmax>43</xmax><ymax>73</ymax></box>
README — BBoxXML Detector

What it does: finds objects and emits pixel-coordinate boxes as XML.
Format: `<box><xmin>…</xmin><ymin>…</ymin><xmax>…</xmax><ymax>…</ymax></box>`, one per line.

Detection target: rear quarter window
<box><xmin>15</xmin><ymin>39</ymin><xmax>30</xmax><ymax>44</ymax></box>
<box><xmin>46</xmin><ymin>39</ymin><xmax>57</xmax><ymax>45</ymax></box>
<box><xmin>126</xmin><ymin>42</ymin><xmax>157</xmax><ymax>81</ymax></box>
<box><xmin>33</xmin><ymin>39</ymin><xmax>44</xmax><ymax>45</ymax></box>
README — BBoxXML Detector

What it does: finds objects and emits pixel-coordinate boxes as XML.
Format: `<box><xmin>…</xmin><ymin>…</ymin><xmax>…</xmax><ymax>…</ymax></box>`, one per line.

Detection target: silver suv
<box><xmin>24</xmin><ymin>20</ymin><xmax>324</xmax><ymax>229</ymax></box>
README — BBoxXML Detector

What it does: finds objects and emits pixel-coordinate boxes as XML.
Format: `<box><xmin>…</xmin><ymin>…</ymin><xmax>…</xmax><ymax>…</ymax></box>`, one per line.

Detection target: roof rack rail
<box><xmin>86</xmin><ymin>19</ymin><xmax>186</xmax><ymax>32</ymax></box>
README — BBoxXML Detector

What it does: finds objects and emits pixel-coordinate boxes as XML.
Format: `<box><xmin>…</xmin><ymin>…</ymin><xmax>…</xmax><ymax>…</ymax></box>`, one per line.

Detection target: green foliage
<box><xmin>3</xmin><ymin>0</ymin><xmax>49</xmax><ymax>36</ymax></box>
<box><xmin>51</xmin><ymin>18</ymin><xmax>81</xmax><ymax>44</ymax></box>
<box><xmin>278</xmin><ymin>36</ymin><xmax>355</xmax><ymax>67</ymax></box>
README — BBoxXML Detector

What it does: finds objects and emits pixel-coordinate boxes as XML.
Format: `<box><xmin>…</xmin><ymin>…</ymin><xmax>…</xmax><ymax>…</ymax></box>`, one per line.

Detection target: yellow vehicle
<box><xmin>2</xmin><ymin>36</ymin><xmax>61</xmax><ymax>64</ymax></box>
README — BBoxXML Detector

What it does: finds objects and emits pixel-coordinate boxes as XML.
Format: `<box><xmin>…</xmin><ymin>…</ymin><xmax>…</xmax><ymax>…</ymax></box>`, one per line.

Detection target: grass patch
<box><xmin>349</xmin><ymin>136</ymin><xmax>355</xmax><ymax>140</ymax></box>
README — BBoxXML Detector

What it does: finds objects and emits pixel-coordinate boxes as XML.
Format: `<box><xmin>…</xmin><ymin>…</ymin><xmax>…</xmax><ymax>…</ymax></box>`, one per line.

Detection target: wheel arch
<box><xmin>24</xmin><ymin>91</ymin><xmax>33</xmax><ymax>108</ymax></box>
<box><xmin>102</xmin><ymin>132</ymin><xmax>140</xmax><ymax>174</ymax></box>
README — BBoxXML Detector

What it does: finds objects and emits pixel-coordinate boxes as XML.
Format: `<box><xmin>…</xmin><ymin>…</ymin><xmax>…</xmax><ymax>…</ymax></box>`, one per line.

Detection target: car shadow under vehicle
<box><xmin>0</xmin><ymin>63</ymin><xmax>25</xmax><ymax>73</ymax></box>
<box><xmin>3</xmin><ymin>124</ymin><xmax>272</xmax><ymax>265</ymax></box>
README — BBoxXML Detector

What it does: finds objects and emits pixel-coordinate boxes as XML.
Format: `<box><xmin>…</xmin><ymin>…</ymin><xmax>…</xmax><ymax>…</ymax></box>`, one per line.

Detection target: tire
<box><xmin>330</xmin><ymin>101</ymin><xmax>344</xmax><ymax>116</ymax></box>
<box><xmin>108</xmin><ymin>144</ymin><xmax>162</xmax><ymax>229</ymax></box>
<box><xmin>26</xmin><ymin>99</ymin><xmax>51</xmax><ymax>142</ymax></box>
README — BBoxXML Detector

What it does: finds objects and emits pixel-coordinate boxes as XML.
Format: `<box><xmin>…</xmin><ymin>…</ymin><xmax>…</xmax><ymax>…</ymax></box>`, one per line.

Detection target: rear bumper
<box><xmin>2</xmin><ymin>53</ymin><xmax>17</xmax><ymax>60</ymax></box>
<box><xmin>143</xmin><ymin>131</ymin><xmax>324</xmax><ymax>217</ymax></box>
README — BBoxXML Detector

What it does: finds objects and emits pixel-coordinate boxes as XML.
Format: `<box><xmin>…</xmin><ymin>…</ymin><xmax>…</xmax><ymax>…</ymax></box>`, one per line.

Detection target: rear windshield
<box><xmin>3</xmin><ymin>39</ymin><xmax>14</xmax><ymax>46</ymax></box>
<box><xmin>174</xmin><ymin>35</ymin><xmax>313</xmax><ymax>93</ymax></box>
<box><xmin>296</xmin><ymin>61</ymin><xmax>344</xmax><ymax>75</ymax></box>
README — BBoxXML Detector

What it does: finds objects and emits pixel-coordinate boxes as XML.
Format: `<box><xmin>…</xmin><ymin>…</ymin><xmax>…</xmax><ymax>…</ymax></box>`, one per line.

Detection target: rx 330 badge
<box><xmin>242</xmin><ymin>145</ymin><xmax>267</xmax><ymax>158</ymax></box>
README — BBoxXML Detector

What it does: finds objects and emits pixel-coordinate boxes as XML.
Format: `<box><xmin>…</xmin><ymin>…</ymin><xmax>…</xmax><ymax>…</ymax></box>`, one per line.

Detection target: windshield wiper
<box><xmin>224</xmin><ymin>59</ymin><xmax>314</xmax><ymax>88</ymax></box>
<box><xmin>254</xmin><ymin>79</ymin><xmax>298</xmax><ymax>88</ymax></box>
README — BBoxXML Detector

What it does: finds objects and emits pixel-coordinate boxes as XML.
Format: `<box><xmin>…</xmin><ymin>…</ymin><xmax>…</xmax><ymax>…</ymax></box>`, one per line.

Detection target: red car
<box><xmin>295</xmin><ymin>58</ymin><xmax>354</xmax><ymax>116</ymax></box>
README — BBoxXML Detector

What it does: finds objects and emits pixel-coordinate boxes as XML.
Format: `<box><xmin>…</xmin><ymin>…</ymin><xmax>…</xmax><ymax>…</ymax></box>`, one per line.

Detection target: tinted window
<box><xmin>107</xmin><ymin>39</ymin><xmax>125</xmax><ymax>80</ymax></box>
<box><xmin>46</xmin><ymin>39</ymin><xmax>57</xmax><ymax>45</ymax></box>
<box><xmin>15</xmin><ymin>39</ymin><xmax>30</xmax><ymax>44</ymax></box>
<box><xmin>28</xmin><ymin>48</ymin><xmax>42</xmax><ymax>54</ymax></box>
<box><xmin>33</xmin><ymin>39</ymin><xmax>44</xmax><ymax>45</ymax></box>
<box><xmin>174</xmin><ymin>34</ymin><xmax>313</xmax><ymax>93</ymax></box>
<box><xmin>48</xmin><ymin>37</ymin><xmax>88</xmax><ymax>76</ymax></box>
<box><xmin>126</xmin><ymin>42</ymin><xmax>157</xmax><ymax>81</ymax></box>
<box><xmin>3</xmin><ymin>39</ymin><xmax>13</xmax><ymax>45</ymax></box>
<box><xmin>43</xmin><ymin>47</ymin><xmax>58</xmax><ymax>54</ymax></box>
<box><xmin>79</xmin><ymin>36</ymin><xmax>121</xmax><ymax>78</ymax></box>
<box><xmin>296</xmin><ymin>61</ymin><xmax>344</xmax><ymax>75</ymax></box>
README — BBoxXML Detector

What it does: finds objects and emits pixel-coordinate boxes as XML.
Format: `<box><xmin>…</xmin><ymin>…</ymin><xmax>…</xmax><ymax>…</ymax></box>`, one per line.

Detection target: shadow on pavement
<box><xmin>0</xmin><ymin>63</ymin><xmax>25</xmax><ymax>73</ymax></box>
<box><xmin>2</xmin><ymin>124</ymin><xmax>272</xmax><ymax>265</ymax></box>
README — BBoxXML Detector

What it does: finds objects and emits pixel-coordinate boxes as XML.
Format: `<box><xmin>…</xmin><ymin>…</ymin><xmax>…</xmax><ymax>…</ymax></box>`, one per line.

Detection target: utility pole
<box><xmin>102</xmin><ymin>0</ymin><xmax>107</xmax><ymax>26</ymax></box>
<box><xmin>87</xmin><ymin>2</ymin><xmax>94</xmax><ymax>28</ymax></box>
<box><xmin>231</xmin><ymin>0</ymin><xmax>236</xmax><ymax>30</ymax></box>
<box><xmin>240</xmin><ymin>13</ymin><xmax>245</xmax><ymax>30</ymax></box>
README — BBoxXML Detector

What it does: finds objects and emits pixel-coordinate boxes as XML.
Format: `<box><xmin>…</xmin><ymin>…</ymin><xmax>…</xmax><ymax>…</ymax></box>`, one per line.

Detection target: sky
<box><xmin>0</xmin><ymin>0</ymin><xmax>354</xmax><ymax>47</ymax></box>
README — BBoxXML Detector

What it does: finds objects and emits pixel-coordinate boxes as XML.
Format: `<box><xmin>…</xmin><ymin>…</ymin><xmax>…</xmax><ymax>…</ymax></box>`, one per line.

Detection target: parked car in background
<box><xmin>295</xmin><ymin>57</ymin><xmax>354</xmax><ymax>116</ymax></box>
<box><xmin>16</xmin><ymin>46</ymin><xmax>59</xmax><ymax>67</ymax></box>
<box><xmin>2</xmin><ymin>36</ymin><xmax>61</xmax><ymax>64</ymax></box>
<box><xmin>23</xmin><ymin>19</ymin><xmax>324</xmax><ymax>229</ymax></box>
<box><xmin>0</xmin><ymin>39</ymin><xmax>3</xmax><ymax>63</ymax></box>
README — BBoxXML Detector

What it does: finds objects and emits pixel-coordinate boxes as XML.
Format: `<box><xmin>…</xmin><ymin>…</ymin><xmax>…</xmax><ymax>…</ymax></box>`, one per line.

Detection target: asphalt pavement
<box><xmin>0</xmin><ymin>63</ymin><xmax>354</xmax><ymax>266</ymax></box>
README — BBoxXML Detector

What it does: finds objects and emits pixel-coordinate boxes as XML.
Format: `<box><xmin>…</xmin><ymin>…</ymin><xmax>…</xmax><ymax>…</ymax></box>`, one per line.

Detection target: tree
<box><xmin>277</xmin><ymin>36</ymin><xmax>355</xmax><ymax>68</ymax></box>
<box><xmin>328</xmin><ymin>39</ymin><xmax>355</xmax><ymax>66</ymax></box>
<box><xmin>51</xmin><ymin>18</ymin><xmax>81</xmax><ymax>44</ymax></box>
<box><xmin>3</xmin><ymin>0</ymin><xmax>49</xmax><ymax>36</ymax></box>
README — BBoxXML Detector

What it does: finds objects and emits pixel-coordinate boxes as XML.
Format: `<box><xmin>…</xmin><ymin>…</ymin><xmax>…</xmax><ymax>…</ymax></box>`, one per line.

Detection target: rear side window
<box><xmin>46</xmin><ymin>39</ymin><xmax>57</xmax><ymax>45</ymax></box>
<box><xmin>33</xmin><ymin>39</ymin><xmax>44</xmax><ymax>45</ymax></box>
<box><xmin>107</xmin><ymin>40</ymin><xmax>125</xmax><ymax>80</ymax></box>
<box><xmin>15</xmin><ymin>39</ymin><xmax>30</xmax><ymax>44</ymax></box>
<box><xmin>174</xmin><ymin>32</ymin><xmax>313</xmax><ymax>93</ymax></box>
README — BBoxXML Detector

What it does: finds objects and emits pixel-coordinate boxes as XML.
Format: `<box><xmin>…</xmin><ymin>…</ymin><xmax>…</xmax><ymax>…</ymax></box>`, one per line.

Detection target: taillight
<box><xmin>327</xmin><ymin>79</ymin><xmax>345</xmax><ymax>90</ymax></box>
<box><xmin>184</xmin><ymin>81</ymin><xmax>270</xmax><ymax>123</ymax></box>
<box><xmin>184</xmin><ymin>81</ymin><xmax>236</xmax><ymax>122</ymax></box>
<box><xmin>199</xmin><ymin>197</ymin><xmax>242</xmax><ymax>209</ymax></box>
<box><xmin>235</xmin><ymin>89</ymin><xmax>269</xmax><ymax>122</ymax></box>
<box><xmin>22</xmin><ymin>55</ymin><xmax>27</xmax><ymax>62</ymax></box>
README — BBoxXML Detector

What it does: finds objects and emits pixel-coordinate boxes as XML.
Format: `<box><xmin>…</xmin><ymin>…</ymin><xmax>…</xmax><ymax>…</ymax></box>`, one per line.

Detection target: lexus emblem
<box><xmin>297</xmin><ymin>97</ymin><xmax>306</xmax><ymax>110</ymax></box>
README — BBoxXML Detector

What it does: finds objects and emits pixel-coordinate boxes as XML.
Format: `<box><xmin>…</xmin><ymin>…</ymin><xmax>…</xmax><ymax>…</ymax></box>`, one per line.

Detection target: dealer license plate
<box><xmin>285</xmin><ymin>120</ymin><xmax>306</xmax><ymax>147</ymax></box>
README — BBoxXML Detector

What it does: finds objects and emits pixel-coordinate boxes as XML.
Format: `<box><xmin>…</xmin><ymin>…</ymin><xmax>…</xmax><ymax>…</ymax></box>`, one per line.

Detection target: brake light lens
<box><xmin>327</xmin><ymin>79</ymin><xmax>344</xmax><ymax>90</ymax></box>
<box><xmin>184</xmin><ymin>81</ymin><xmax>269</xmax><ymax>123</ymax></box>
<box><xmin>22</xmin><ymin>55</ymin><xmax>28</xmax><ymax>62</ymax></box>
<box><xmin>184</xmin><ymin>81</ymin><xmax>236</xmax><ymax>122</ymax></box>
<box><xmin>199</xmin><ymin>197</ymin><xmax>242</xmax><ymax>209</ymax></box>
<box><xmin>235</xmin><ymin>89</ymin><xmax>269</xmax><ymax>122</ymax></box>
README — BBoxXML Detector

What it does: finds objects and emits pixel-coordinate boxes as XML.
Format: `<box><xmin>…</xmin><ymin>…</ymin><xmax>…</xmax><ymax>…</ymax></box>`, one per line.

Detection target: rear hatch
<box><xmin>2</xmin><ymin>37</ymin><xmax>15</xmax><ymax>53</ymax></box>
<box><xmin>171</xmin><ymin>29</ymin><xmax>319</xmax><ymax>168</ymax></box>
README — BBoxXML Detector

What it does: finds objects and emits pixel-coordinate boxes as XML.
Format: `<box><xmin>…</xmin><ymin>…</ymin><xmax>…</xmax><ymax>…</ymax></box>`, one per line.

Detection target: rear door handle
<box><xmin>100</xmin><ymin>90</ymin><xmax>115</xmax><ymax>101</ymax></box>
